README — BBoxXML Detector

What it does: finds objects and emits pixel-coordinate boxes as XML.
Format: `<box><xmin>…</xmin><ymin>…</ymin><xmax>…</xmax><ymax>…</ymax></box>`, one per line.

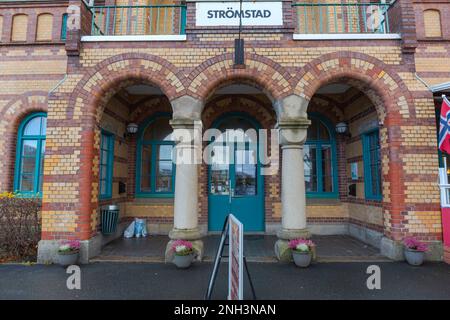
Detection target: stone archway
<box><xmin>295</xmin><ymin>52</ymin><xmax>433</xmax><ymax>259</ymax></box>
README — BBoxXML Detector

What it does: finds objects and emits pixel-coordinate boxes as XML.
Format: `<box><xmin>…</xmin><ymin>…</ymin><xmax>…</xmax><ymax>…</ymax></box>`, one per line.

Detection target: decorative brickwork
<box><xmin>0</xmin><ymin>1</ymin><xmax>447</xmax><ymax>261</ymax></box>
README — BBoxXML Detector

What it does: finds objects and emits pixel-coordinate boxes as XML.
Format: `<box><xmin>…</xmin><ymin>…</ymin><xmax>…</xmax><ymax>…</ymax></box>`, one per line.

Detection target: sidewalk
<box><xmin>93</xmin><ymin>235</ymin><xmax>387</xmax><ymax>263</ymax></box>
<box><xmin>0</xmin><ymin>262</ymin><xmax>449</xmax><ymax>299</ymax></box>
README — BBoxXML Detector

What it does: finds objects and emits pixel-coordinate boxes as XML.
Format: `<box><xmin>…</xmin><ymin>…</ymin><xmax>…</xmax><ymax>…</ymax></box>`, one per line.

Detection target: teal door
<box><xmin>208</xmin><ymin>115</ymin><xmax>264</xmax><ymax>232</ymax></box>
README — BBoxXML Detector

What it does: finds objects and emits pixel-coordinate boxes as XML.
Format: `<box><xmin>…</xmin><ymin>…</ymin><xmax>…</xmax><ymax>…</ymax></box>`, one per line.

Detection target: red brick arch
<box><xmin>295</xmin><ymin>51</ymin><xmax>415</xmax><ymax>124</ymax></box>
<box><xmin>186</xmin><ymin>53</ymin><xmax>295</xmax><ymax>103</ymax></box>
<box><xmin>0</xmin><ymin>92</ymin><xmax>48</xmax><ymax>191</ymax></box>
<box><xmin>66</xmin><ymin>53</ymin><xmax>187</xmax><ymax>123</ymax></box>
<box><xmin>295</xmin><ymin>52</ymin><xmax>416</xmax><ymax>241</ymax></box>
<box><xmin>59</xmin><ymin>54</ymin><xmax>186</xmax><ymax>239</ymax></box>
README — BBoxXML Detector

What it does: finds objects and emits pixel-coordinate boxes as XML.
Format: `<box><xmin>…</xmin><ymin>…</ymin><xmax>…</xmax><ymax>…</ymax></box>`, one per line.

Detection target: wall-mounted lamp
<box><xmin>124</xmin><ymin>123</ymin><xmax>138</xmax><ymax>138</ymax></box>
<box><xmin>335</xmin><ymin>122</ymin><xmax>351</xmax><ymax>137</ymax></box>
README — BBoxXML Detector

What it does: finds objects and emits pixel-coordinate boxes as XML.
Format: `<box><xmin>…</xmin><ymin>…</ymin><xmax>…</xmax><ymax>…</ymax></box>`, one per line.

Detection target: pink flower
<box><xmin>288</xmin><ymin>238</ymin><xmax>315</xmax><ymax>251</ymax></box>
<box><xmin>171</xmin><ymin>240</ymin><xmax>193</xmax><ymax>251</ymax></box>
<box><xmin>403</xmin><ymin>237</ymin><xmax>428</xmax><ymax>252</ymax></box>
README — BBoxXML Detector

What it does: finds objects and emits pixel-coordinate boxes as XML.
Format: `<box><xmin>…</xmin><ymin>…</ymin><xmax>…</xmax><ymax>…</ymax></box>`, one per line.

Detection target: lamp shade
<box><xmin>126</xmin><ymin>123</ymin><xmax>138</xmax><ymax>134</ymax></box>
<box><xmin>335</xmin><ymin>122</ymin><xmax>348</xmax><ymax>134</ymax></box>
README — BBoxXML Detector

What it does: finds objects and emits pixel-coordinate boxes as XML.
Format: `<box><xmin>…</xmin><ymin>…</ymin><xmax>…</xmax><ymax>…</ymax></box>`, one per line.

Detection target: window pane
<box><xmin>99</xmin><ymin>133</ymin><xmax>113</xmax><ymax>197</ymax></box>
<box><xmin>304</xmin><ymin>145</ymin><xmax>317</xmax><ymax>192</ymax></box>
<box><xmin>22</xmin><ymin>140</ymin><xmax>37</xmax><ymax>156</ymax></box>
<box><xmin>38</xmin><ymin>141</ymin><xmax>45</xmax><ymax>192</ymax></box>
<box><xmin>155</xmin><ymin>160</ymin><xmax>172</xmax><ymax>192</ymax></box>
<box><xmin>40</xmin><ymin>117</ymin><xmax>47</xmax><ymax>135</ymax></box>
<box><xmin>365</xmin><ymin>131</ymin><xmax>381</xmax><ymax>198</ymax></box>
<box><xmin>20</xmin><ymin>174</ymin><xmax>33</xmax><ymax>192</ymax></box>
<box><xmin>24</xmin><ymin>117</ymin><xmax>42</xmax><ymax>136</ymax></box>
<box><xmin>321</xmin><ymin>145</ymin><xmax>333</xmax><ymax>192</ymax></box>
<box><xmin>158</xmin><ymin>145</ymin><xmax>173</xmax><ymax>161</ymax></box>
<box><xmin>307</xmin><ymin>119</ymin><xmax>318</xmax><ymax>140</ymax></box>
<box><xmin>141</xmin><ymin>145</ymin><xmax>152</xmax><ymax>192</ymax></box>
<box><xmin>210</xmin><ymin>145</ymin><xmax>230</xmax><ymax>195</ymax></box>
<box><xmin>100</xmin><ymin>180</ymin><xmax>106</xmax><ymax>195</ymax></box>
<box><xmin>318</xmin><ymin>122</ymin><xmax>330</xmax><ymax>140</ymax></box>
<box><xmin>143</xmin><ymin>118</ymin><xmax>172</xmax><ymax>141</ymax></box>
<box><xmin>22</xmin><ymin>156</ymin><xmax>36</xmax><ymax>174</ymax></box>
<box><xmin>235</xmin><ymin>149</ymin><xmax>257</xmax><ymax>196</ymax></box>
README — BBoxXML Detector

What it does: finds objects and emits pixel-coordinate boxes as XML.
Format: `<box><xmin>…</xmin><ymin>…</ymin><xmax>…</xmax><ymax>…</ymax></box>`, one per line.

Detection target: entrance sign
<box><xmin>204</xmin><ymin>215</ymin><xmax>256</xmax><ymax>300</ymax></box>
<box><xmin>228</xmin><ymin>214</ymin><xmax>243</xmax><ymax>300</ymax></box>
<box><xmin>196</xmin><ymin>2</ymin><xmax>283</xmax><ymax>27</ymax></box>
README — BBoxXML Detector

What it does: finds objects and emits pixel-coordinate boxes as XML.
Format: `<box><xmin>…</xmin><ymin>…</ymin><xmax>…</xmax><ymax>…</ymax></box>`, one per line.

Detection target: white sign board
<box><xmin>196</xmin><ymin>2</ymin><xmax>283</xmax><ymax>27</ymax></box>
<box><xmin>228</xmin><ymin>214</ymin><xmax>243</xmax><ymax>300</ymax></box>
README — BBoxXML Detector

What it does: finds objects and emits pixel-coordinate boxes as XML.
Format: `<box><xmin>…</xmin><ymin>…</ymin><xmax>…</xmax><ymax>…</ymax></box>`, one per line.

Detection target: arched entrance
<box><xmin>207</xmin><ymin>113</ymin><xmax>264</xmax><ymax>232</ymax></box>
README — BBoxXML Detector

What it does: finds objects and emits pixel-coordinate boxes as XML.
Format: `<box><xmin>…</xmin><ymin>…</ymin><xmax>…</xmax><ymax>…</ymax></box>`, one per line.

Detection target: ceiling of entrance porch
<box><xmin>313</xmin><ymin>84</ymin><xmax>364</xmax><ymax>109</ymax></box>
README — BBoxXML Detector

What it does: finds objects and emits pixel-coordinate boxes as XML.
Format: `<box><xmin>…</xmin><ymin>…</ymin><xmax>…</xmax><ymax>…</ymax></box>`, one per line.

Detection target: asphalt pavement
<box><xmin>0</xmin><ymin>261</ymin><xmax>449</xmax><ymax>300</ymax></box>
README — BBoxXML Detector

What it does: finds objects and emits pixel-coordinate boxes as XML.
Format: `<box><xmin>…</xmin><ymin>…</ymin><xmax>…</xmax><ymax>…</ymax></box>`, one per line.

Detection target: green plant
<box><xmin>0</xmin><ymin>194</ymin><xmax>41</xmax><ymax>261</ymax></box>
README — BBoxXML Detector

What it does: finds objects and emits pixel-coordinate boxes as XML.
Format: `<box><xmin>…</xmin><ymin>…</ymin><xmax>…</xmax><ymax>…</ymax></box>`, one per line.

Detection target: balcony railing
<box><xmin>89</xmin><ymin>5</ymin><xmax>186</xmax><ymax>36</ymax></box>
<box><xmin>292</xmin><ymin>2</ymin><xmax>397</xmax><ymax>35</ymax></box>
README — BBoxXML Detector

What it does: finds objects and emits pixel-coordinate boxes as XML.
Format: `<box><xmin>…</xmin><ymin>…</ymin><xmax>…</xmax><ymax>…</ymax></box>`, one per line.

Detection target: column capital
<box><xmin>170</xmin><ymin>95</ymin><xmax>203</xmax><ymax>121</ymax></box>
<box><xmin>276</xmin><ymin>118</ymin><xmax>311</xmax><ymax>146</ymax></box>
<box><xmin>273</xmin><ymin>94</ymin><xmax>309</xmax><ymax>122</ymax></box>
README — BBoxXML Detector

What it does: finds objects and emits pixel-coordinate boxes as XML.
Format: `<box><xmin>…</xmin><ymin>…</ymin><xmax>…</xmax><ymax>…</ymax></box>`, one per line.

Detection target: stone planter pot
<box><xmin>404</xmin><ymin>248</ymin><xmax>425</xmax><ymax>266</ymax></box>
<box><xmin>173</xmin><ymin>253</ymin><xmax>195</xmax><ymax>269</ymax></box>
<box><xmin>57</xmin><ymin>250</ymin><xmax>79</xmax><ymax>267</ymax></box>
<box><xmin>292</xmin><ymin>250</ymin><xmax>312</xmax><ymax>268</ymax></box>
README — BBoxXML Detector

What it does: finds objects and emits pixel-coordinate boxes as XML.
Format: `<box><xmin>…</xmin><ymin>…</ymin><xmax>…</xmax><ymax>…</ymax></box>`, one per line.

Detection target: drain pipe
<box><xmin>48</xmin><ymin>74</ymin><xmax>68</xmax><ymax>97</ymax></box>
<box><xmin>415</xmin><ymin>73</ymin><xmax>433</xmax><ymax>92</ymax></box>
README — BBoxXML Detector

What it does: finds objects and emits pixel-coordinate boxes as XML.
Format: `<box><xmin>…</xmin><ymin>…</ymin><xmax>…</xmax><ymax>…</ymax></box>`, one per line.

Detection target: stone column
<box><xmin>165</xmin><ymin>96</ymin><xmax>204</xmax><ymax>262</ymax></box>
<box><xmin>274</xmin><ymin>119</ymin><xmax>311</xmax><ymax>261</ymax></box>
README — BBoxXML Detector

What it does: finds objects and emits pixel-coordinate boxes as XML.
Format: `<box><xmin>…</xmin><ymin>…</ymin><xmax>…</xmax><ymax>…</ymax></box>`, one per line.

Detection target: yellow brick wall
<box><xmin>36</xmin><ymin>13</ymin><xmax>53</xmax><ymax>41</ymax></box>
<box><xmin>423</xmin><ymin>9</ymin><xmax>442</xmax><ymax>38</ymax></box>
<box><xmin>11</xmin><ymin>14</ymin><xmax>28</xmax><ymax>42</ymax></box>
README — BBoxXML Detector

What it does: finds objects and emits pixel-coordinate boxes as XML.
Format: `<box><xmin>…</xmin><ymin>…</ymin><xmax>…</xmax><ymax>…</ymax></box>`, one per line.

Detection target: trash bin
<box><xmin>101</xmin><ymin>205</ymin><xmax>119</xmax><ymax>235</ymax></box>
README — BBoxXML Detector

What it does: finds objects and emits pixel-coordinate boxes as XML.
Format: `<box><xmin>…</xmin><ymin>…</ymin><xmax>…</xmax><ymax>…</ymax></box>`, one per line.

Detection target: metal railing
<box><xmin>292</xmin><ymin>2</ymin><xmax>396</xmax><ymax>34</ymax></box>
<box><xmin>89</xmin><ymin>5</ymin><xmax>187</xmax><ymax>36</ymax></box>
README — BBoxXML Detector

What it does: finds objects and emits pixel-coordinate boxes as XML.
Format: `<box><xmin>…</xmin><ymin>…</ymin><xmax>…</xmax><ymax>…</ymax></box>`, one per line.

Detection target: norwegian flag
<box><xmin>439</xmin><ymin>95</ymin><xmax>450</xmax><ymax>154</ymax></box>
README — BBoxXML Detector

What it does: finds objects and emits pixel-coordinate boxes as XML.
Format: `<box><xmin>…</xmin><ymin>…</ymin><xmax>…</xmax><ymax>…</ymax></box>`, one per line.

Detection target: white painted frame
<box><xmin>81</xmin><ymin>35</ymin><xmax>187</xmax><ymax>42</ymax></box>
<box><xmin>293</xmin><ymin>33</ymin><xmax>401</xmax><ymax>40</ymax></box>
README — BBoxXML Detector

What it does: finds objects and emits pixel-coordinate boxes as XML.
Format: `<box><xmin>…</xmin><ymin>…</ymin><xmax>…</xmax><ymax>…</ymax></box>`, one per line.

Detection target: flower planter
<box><xmin>292</xmin><ymin>251</ymin><xmax>312</xmax><ymax>268</ymax></box>
<box><xmin>173</xmin><ymin>253</ymin><xmax>195</xmax><ymax>269</ymax></box>
<box><xmin>57</xmin><ymin>250</ymin><xmax>79</xmax><ymax>267</ymax></box>
<box><xmin>404</xmin><ymin>248</ymin><xmax>425</xmax><ymax>266</ymax></box>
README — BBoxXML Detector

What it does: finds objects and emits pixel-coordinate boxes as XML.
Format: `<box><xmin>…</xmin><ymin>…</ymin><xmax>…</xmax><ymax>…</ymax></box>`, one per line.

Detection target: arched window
<box><xmin>136</xmin><ymin>114</ymin><xmax>174</xmax><ymax>196</ymax></box>
<box><xmin>304</xmin><ymin>114</ymin><xmax>337</xmax><ymax>197</ymax></box>
<box><xmin>36</xmin><ymin>13</ymin><xmax>53</xmax><ymax>41</ymax></box>
<box><xmin>14</xmin><ymin>113</ymin><xmax>47</xmax><ymax>195</ymax></box>
<box><xmin>11</xmin><ymin>14</ymin><xmax>28</xmax><ymax>42</ymax></box>
<box><xmin>423</xmin><ymin>9</ymin><xmax>442</xmax><ymax>38</ymax></box>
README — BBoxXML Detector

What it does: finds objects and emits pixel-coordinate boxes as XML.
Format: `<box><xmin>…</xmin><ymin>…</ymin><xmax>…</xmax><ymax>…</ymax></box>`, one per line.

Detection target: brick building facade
<box><xmin>0</xmin><ymin>0</ymin><xmax>449</xmax><ymax>263</ymax></box>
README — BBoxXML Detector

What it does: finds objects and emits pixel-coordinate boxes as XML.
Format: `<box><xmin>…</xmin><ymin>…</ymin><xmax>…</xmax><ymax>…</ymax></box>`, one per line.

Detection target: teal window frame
<box><xmin>362</xmin><ymin>129</ymin><xmax>382</xmax><ymax>201</ymax></box>
<box><xmin>135</xmin><ymin>113</ymin><xmax>175</xmax><ymax>198</ymax></box>
<box><xmin>13</xmin><ymin>112</ymin><xmax>47</xmax><ymax>197</ymax></box>
<box><xmin>61</xmin><ymin>13</ymin><xmax>68</xmax><ymax>40</ymax></box>
<box><xmin>305</xmin><ymin>113</ymin><xmax>338</xmax><ymax>198</ymax></box>
<box><xmin>99</xmin><ymin>131</ymin><xmax>114</xmax><ymax>199</ymax></box>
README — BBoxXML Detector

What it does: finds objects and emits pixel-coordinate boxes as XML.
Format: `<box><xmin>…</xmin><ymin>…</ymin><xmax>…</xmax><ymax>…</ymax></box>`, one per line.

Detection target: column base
<box><xmin>380</xmin><ymin>237</ymin><xmax>444</xmax><ymax>261</ymax></box>
<box><xmin>275</xmin><ymin>228</ymin><xmax>311</xmax><ymax>262</ymax></box>
<box><xmin>37</xmin><ymin>237</ymin><xmax>102</xmax><ymax>264</ymax></box>
<box><xmin>165</xmin><ymin>228</ymin><xmax>204</xmax><ymax>263</ymax></box>
<box><xmin>277</xmin><ymin>228</ymin><xmax>311</xmax><ymax>240</ymax></box>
